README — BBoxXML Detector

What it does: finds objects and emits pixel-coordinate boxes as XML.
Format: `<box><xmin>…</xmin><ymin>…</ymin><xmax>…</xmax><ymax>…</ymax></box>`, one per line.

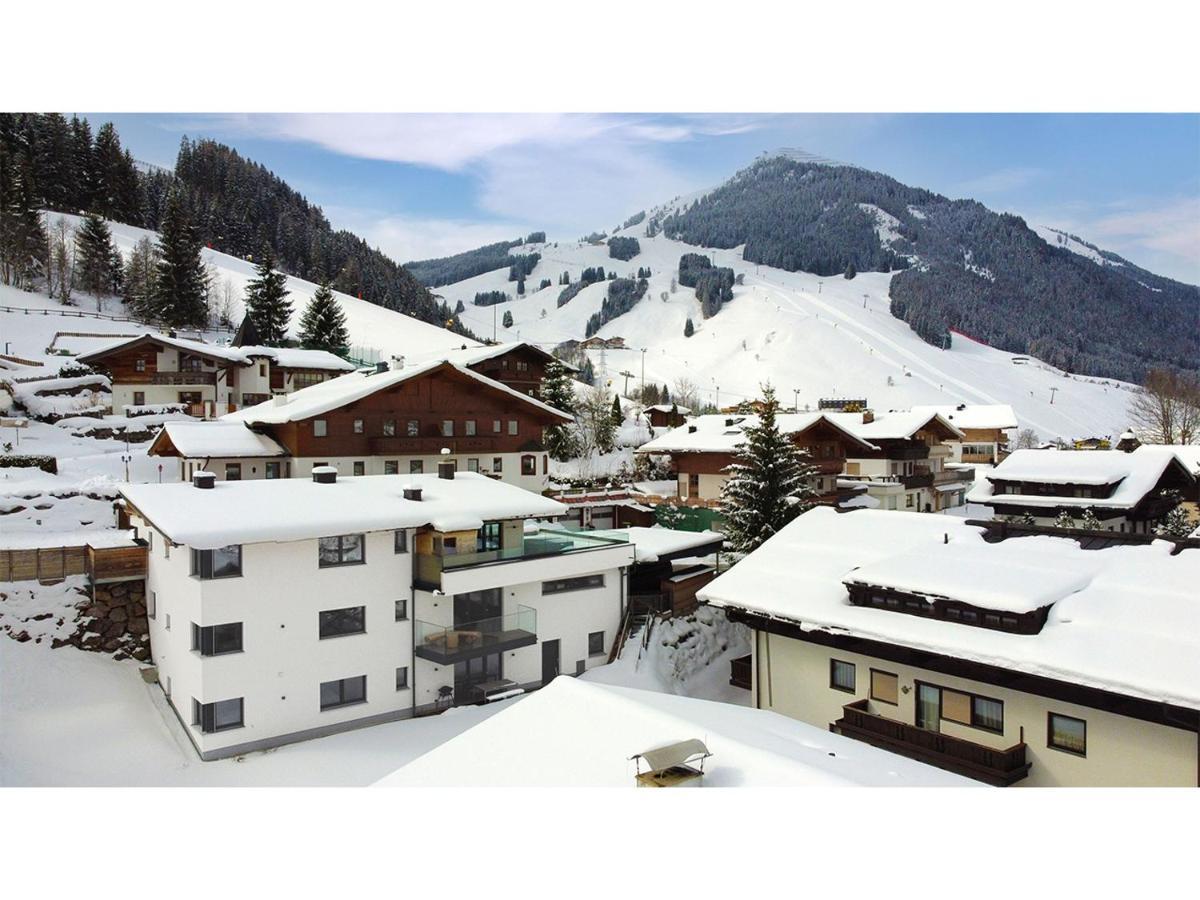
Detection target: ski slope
<box><xmin>441</xmin><ymin>226</ymin><xmax>1136</xmax><ymax>442</ymax></box>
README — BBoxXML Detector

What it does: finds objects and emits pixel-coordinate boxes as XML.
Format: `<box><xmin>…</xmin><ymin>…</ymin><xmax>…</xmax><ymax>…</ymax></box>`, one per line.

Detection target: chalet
<box><xmin>147</xmin><ymin>359</ymin><xmax>572</xmax><ymax>492</ymax></box>
<box><xmin>644</xmin><ymin>404</ymin><xmax>690</xmax><ymax>429</ymax></box>
<box><xmin>829</xmin><ymin>409</ymin><xmax>970</xmax><ymax>512</ymax></box>
<box><xmin>120</xmin><ymin>466</ymin><xmax>636</xmax><ymax>760</ymax></box>
<box><xmin>967</xmin><ymin>446</ymin><xmax>1197</xmax><ymax>532</ymax></box>
<box><xmin>551</xmin><ymin>488</ymin><xmax>657</xmax><ymax>530</ymax></box>
<box><xmin>910</xmin><ymin>403</ymin><xmax>1018</xmax><ymax>464</ymax></box>
<box><xmin>429</xmin><ymin>341</ymin><xmax>568</xmax><ymax>398</ymax></box>
<box><xmin>636</xmin><ymin>413</ymin><xmax>878</xmax><ymax>506</ymax></box>
<box><xmin>77</xmin><ymin>332</ymin><xmax>355</xmax><ymax>419</ymax></box>
<box><xmin>700</xmin><ymin>507</ymin><xmax>1200</xmax><ymax>787</ymax></box>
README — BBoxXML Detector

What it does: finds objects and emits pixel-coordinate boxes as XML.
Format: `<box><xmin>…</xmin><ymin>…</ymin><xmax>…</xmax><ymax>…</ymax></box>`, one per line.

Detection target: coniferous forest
<box><xmin>0</xmin><ymin>113</ymin><xmax>473</xmax><ymax>338</ymax></box>
<box><xmin>663</xmin><ymin>156</ymin><xmax>1199</xmax><ymax>381</ymax></box>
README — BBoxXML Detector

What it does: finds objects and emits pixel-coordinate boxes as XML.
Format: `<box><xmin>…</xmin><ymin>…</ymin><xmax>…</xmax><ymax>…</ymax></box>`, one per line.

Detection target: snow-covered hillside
<box><xmin>436</xmin><ymin>226</ymin><xmax>1138</xmax><ymax>442</ymax></box>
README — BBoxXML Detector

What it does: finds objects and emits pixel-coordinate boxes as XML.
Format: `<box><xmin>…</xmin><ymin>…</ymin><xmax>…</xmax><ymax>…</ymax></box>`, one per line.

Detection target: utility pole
<box><xmin>793</xmin><ymin>388</ymin><xmax>801</xmax><ymax>413</ymax></box>
<box><xmin>640</xmin><ymin>348</ymin><xmax>646</xmax><ymax>398</ymax></box>
<box><xmin>863</xmin><ymin>293</ymin><xmax>869</xmax><ymax>309</ymax></box>
<box><xmin>817</xmin><ymin>281</ymin><xmax>823</xmax><ymax>295</ymax></box>
<box><xmin>1049</xmin><ymin>387</ymin><xmax>1058</xmax><ymax>405</ymax></box>
<box><xmin>619</xmin><ymin>369</ymin><xmax>634</xmax><ymax>397</ymax></box>
<box><xmin>493</xmin><ymin>304</ymin><xmax>497</xmax><ymax>342</ymax></box>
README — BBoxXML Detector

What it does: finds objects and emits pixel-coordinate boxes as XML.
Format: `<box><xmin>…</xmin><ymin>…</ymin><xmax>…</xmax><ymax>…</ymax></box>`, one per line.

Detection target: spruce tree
<box><xmin>1156</xmin><ymin>505</ymin><xmax>1193</xmax><ymax>539</ymax></box>
<box><xmin>611</xmin><ymin>393</ymin><xmax>623</xmax><ymax>425</ymax></box>
<box><xmin>540</xmin><ymin>358</ymin><xmax>579</xmax><ymax>461</ymax></box>
<box><xmin>718</xmin><ymin>384</ymin><xmax>819</xmax><ymax>554</ymax></box>
<box><xmin>75</xmin><ymin>212</ymin><xmax>118</xmax><ymax>298</ymax></box>
<box><xmin>123</xmin><ymin>236</ymin><xmax>159</xmax><ymax>320</ymax></box>
<box><xmin>0</xmin><ymin>149</ymin><xmax>48</xmax><ymax>289</ymax></box>
<box><xmin>243</xmin><ymin>245</ymin><xmax>293</xmax><ymax>345</ymax></box>
<box><xmin>684</xmin><ymin>317</ymin><xmax>695</xmax><ymax>337</ymax></box>
<box><xmin>1078</xmin><ymin>508</ymin><xmax>1102</xmax><ymax>531</ymax></box>
<box><xmin>1053</xmin><ymin>509</ymin><xmax>1077</xmax><ymax>529</ymax></box>
<box><xmin>502</xmin><ymin>309</ymin><xmax>513</xmax><ymax>328</ymax></box>
<box><xmin>298</xmin><ymin>282</ymin><xmax>350</xmax><ymax>355</ymax></box>
<box><xmin>844</xmin><ymin>262</ymin><xmax>857</xmax><ymax>280</ymax></box>
<box><xmin>152</xmin><ymin>188</ymin><xmax>208</xmax><ymax>327</ymax></box>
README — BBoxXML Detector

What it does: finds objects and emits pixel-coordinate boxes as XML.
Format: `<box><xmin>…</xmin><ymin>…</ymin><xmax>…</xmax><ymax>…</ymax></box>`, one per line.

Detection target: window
<box><xmin>293</xmin><ymin>372</ymin><xmax>325</xmax><ymax>389</ymax></box>
<box><xmin>477</xmin><ymin>522</ymin><xmax>501</xmax><ymax>551</ymax></box>
<box><xmin>542</xmin><ymin>574</ymin><xmax>605</xmax><ymax>595</ymax></box>
<box><xmin>493</xmin><ymin>420</ymin><xmax>501</xmax><ymax>433</ymax></box>
<box><xmin>265</xmin><ymin>461</ymin><xmax>281</xmax><ymax>479</ymax></box>
<box><xmin>394</xmin><ymin>597</ymin><xmax>408</xmax><ymax>621</ymax></box>
<box><xmin>353</xmin><ymin>418</ymin><xmax>364</xmax><ymax>434</ymax></box>
<box><xmin>383</xmin><ymin>419</ymin><xmax>396</xmax><ymax>436</ymax></box>
<box><xmin>442</xmin><ymin>420</ymin><xmax>454</xmax><ymax>437</ymax></box>
<box><xmin>972</xmin><ymin>696</ymin><xmax>1004</xmax><ymax>733</ymax></box>
<box><xmin>133</xmin><ymin>391</ymin><xmax>145</xmax><ymax>405</ymax></box>
<box><xmin>165</xmin><ymin>613</ymin><xmax>171</xmax><ymax>631</ymax></box>
<box><xmin>409</xmin><ymin>460</ymin><xmax>423</xmax><ymax>474</ymax></box>
<box><xmin>384</xmin><ymin>460</ymin><xmax>398</xmax><ymax>475</ymax></box>
<box><xmin>588</xmin><ymin>631</ymin><xmax>605</xmax><ymax>656</ymax></box>
<box><xmin>406</xmin><ymin>419</ymin><xmax>419</xmax><ymax>437</ymax></box>
<box><xmin>395</xmin><ymin>667</ymin><xmax>409</xmax><ymax>690</ymax></box>
<box><xmin>870</xmin><ymin>669</ymin><xmax>899</xmax><ymax>705</ymax></box>
<box><xmin>225</xmin><ymin>462</ymin><xmax>241</xmax><ymax>481</ymax></box>
<box><xmin>320</xmin><ymin>675</ymin><xmax>367</xmax><ymax>711</ymax></box>
<box><xmin>313</xmin><ymin>419</ymin><xmax>328</xmax><ymax>437</ymax></box>
<box><xmin>259</xmin><ymin>363</ymin><xmax>267</xmax><ymax>378</ymax></box>
<box><xmin>318</xmin><ymin>534</ymin><xmax>365</xmax><ymax>567</ymax></box>
<box><xmin>467</xmin><ymin>458</ymin><xmax>479</xmax><ymax>473</ymax></box>
<box><xmin>465</xmin><ymin>419</ymin><xmax>476</xmax><ymax>436</ymax></box>
<box><xmin>353</xmin><ymin>461</ymin><xmax>365</xmax><ymax>476</ymax></box>
<box><xmin>191</xmin><ymin>622</ymin><xmax>243</xmax><ymax>656</ymax></box>
<box><xmin>134</xmin><ymin>359</ymin><xmax>146</xmax><ymax>373</ymax></box>
<box><xmin>193</xmin><ymin>697</ymin><xmax>243</xmax><ymax>733</ymax></box>
<box><xmin>190</xmin><ymin>545</ymin><xmax>242</xmax><ymax>579</ymax></box>
<box><xmin>148</xmin><ymin>591</ymin><xmax>156</xmax><ymax>620</ymax></box>
<box><xmin>905</xmin><ymin>493</ymin><xmax>915</xmax><ymax>508</ymax></box>
<box><xmin>394</xmin><ymin>530</ymin><xmax>408</xmax><ymax>554</ymax></box>
<box><xmin>318</xmin><ymin>606</ymin><xmax>366</xmax><ymax>638</ymax></box>
<box><xmin>148</xmin><ymin>532</ymin><xmax>153</xmax><ymax>552</ymax></box>
<box><xmin>830</xmin><ymin>659</ymin><xmax>856</xmax><ymax>693</ymax></box>
<box><xmin>507</xmin><ymin>420</ymin><xmax>518</xmax><ymax>435</ymax></box>
<box><xmin>521</xmin><ymin>454</ymin><xmax>536</xmax><ymax>476</ymax></box>
<box><xmin>493</xmin><ymin>457</ymin><xmax>503</xmax><ymax>473</ymax></box>
<box><xmin>515</xmin><ymin>360</ymin><xmax>529</xmax><ymax>372</ymax></box>
<box><xmin>1048</xmin><ymin>713</ymin><xmax>1087</xmax><ymax>756</ymax></box>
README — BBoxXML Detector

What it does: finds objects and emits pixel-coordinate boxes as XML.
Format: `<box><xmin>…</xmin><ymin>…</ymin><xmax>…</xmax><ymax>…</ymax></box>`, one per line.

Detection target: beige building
<box><xmin>700</xmin><ymin>507</ymin><xmax>1200</xmax><ymax>787</ymax></box>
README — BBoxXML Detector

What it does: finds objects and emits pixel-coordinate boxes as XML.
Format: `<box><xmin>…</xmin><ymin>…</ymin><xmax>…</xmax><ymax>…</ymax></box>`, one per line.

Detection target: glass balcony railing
<box><xmin>413</xmin><ymin>605</ymin><xmax>538</xmax><ymax>663</ymax></box>
<box><xmin>413</xmin><ymin>527</ymin><xmax>629</xmax><ymax>587</ymax></box>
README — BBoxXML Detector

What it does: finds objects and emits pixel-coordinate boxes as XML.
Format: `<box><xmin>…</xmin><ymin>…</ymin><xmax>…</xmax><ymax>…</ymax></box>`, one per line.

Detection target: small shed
<box><xmin>631</xmin><ymin>739</ymin><xmax>712</xmax><ymax>787</ymax></box>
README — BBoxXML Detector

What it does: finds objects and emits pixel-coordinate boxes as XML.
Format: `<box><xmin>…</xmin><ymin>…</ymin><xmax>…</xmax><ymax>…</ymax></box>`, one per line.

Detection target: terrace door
<box><xmin>916</xmin><ymin>683</ymin><xmax>941</xmax><ymax>732</ymax></box>
<box><xmin>541</xmin><ymin>639</ymin><xmax>560</xmax><ymax>684</ymax></box>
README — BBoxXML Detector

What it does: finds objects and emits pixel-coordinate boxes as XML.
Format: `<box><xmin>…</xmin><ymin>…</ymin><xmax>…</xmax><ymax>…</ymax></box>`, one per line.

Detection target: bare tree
<box><xmin>672</xmin><ymin>376</ymin><xmax>699</xmax><ymax>411</ymax></box>
<box><xmin>1128</xmin><ymin>368</ymin><xmax>1200</xmax><ymax>445</ymax></box>
<box><xmin>574</xmin><ymin>384</ymin><xmax>618</xmax><ymax>462</ymax></box>
<box><xmin>47</xmin><ymin>219</ymin><xmax>76</xmax><ymax>304</ymax></box>
<box><xmin>1014</xmin><ymin>427</ymin><xmax>1039</xmax><ymax>450</ymax></box>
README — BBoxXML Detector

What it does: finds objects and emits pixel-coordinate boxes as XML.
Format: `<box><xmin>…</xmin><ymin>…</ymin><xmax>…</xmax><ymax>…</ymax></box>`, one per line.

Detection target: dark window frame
<box><xmin>542</xmin><ymin>574</ymin><xmax>605</xmax><ymax>595</ymax></box>
<box><xmin>830</xmin><ymin>658</ymin><xmax>856</xmax><ymax>693</ymax></box>
<box><xmin>588</xmin><ymin>631</ymin><xmax>605</xmax><ymax>656</ymax></box>
<box><xmin>190</xmin><ymin>621</ymin><xmax>244</xmax><ymax>656</ymax></box>
<box><xmin>1047</xmin><ymin>712</ymin><xmax>1087</xmax><ymax>757</ymax></box>
<box><xmin>395</xmin><ymin>666</ymin><xmax>409</xmax><ymax>691</ymax></box>
<box><xmin>318</xmin><ymin>533</ymin><xmax>366</xmax><ymax>568</ymax></box>
<box><xmin>190</xmin><ymin>545</ymin><xmax>243</xmax><ymax>579</ymax></box>
<box><xmin>193</xmin><ymin>697</ymin><xmax>244</xmax><ymax>733</ymax></box>
<box><xmin>970</xmin><ymin>694</ymin><xmax>1005</xmax><ymax>734</ymax></box>
<box><xmin>320</xmin><ymin>675</ymin><xmax>367</xmax><ymax>711</ymax></box>
<box><xmin>318</xmin><ymin>606</ymin><xmax>366</xmax><ymax>639</ymax></box>
<box><xmin>394</xmin><ymin>597</ymin><xmax>408</xmax><ymax>621</ymax></box>
<box><xmin>394</xmin><ymin>530</ymin><xmax>408</xmax><ymax>554</ymax></box>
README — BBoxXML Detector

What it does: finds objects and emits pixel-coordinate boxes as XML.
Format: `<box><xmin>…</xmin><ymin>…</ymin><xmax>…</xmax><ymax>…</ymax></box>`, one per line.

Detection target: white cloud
<box><xmin>324</xmin><ymin>206</ymin><xmax>533</xmax><ymax>264</ymax></box>
<box><xmin>956</xmin><ymin>166</ymin><xmax>1047</xmax><ymax>195</ymax></box>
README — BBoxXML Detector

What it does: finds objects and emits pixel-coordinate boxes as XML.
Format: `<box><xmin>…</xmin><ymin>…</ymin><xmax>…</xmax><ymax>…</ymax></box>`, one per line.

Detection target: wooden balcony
<box><xmin>86</xmin><ymin>542</ymin><xmax>148</xmax><ymax>584</ymax></box>
<box><xmin>833</xmin><ymin>700</ymin><xmax>1031</xmax><ymax>786</ymax></box>
<box><xmin>145</xmin><ymin>371</ymin><xmax>217</xmax><ymax>386</ymax></box>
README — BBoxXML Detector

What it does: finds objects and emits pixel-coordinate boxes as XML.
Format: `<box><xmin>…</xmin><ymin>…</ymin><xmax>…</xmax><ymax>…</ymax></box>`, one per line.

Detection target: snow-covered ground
<box><xmin>440</xmin><ymin>227</ymin><xmax>1135</xmax><ymax>443</ymax></box>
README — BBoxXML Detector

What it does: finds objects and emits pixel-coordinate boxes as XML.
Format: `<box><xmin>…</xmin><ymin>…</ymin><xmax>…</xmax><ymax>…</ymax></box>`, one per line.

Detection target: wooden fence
<box><xmin>0</xmin><ymin>542</ymin><xmax>147</xmax><ymax>585</ymax></box>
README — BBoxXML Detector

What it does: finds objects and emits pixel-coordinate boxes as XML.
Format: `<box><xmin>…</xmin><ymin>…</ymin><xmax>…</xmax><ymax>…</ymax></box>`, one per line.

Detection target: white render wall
<box><xmin>751</xmin><ymin>631</ymin><xmax>1198</xmax><ymax>787</ymax></box>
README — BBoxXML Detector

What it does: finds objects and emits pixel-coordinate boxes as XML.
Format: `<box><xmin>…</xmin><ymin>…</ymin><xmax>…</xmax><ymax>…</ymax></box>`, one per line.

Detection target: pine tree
<box><xmin>1157</xmin><ymin>505</ymin><xmax>1193</xmax><ymax>539</ymax></box>
<box><xmin>1053</xmin><ymin>509</ymin><xmax>1077</xmax><ymax>529</ymax></box>
<box><xmin>243</xmin><ymin>245</ymin><xmax>293</xmax><ymax>345</ymax></box>
<box><xmin>718</xmin><ymin>384</ymin><xmax>819</xmax><ymax>554</ymax></box>
<box><xmin>611</xmin><ymin>394</ymin><xmax>623</xmax><ymax>425</ymax></box>
<box><xmin>298</xmin><ymin>282</ymin><xmax>350</xmax><ymax>355</ymax></box>
<box><xmin>684</xmin><ymin>317</ymin><xmax>695</xmax><ymax>337</ymax></box>
<box><xmin>152</xmin><ymin>188</ymin><xmax>208</xmax><ymax>327</ymax></box>
<box><xmin>844</xmin><ymin>262</ymin><xmax>857</xmax><ymax>280</ymax></box>
<box><xmin>1078</xmin><ymin>508</ymin><xmax>1102</xmax><ymax>531</ymax></box>
<box><xmin>75</xmin><ymin>212</ymin><xmax>118</xmax><ymax>298</ymax></box>
<box><xmin>0</xmin><ymin>149</ymin><xmax>48</xmax><ymax>289</ymax></box>
<box><xmin>502</xmin><ymin>309</ymin><xmax>513</xmax><ymax>328</ymax></box>
<box><xmin>123</xmin><ymin>237</ymin><xmax>159</xmax><ymax>320</ymax></box>
<box><xmin>540</xmin><ymin>358</ymin><xmax>579</xmax><ymax>461</ymax></box>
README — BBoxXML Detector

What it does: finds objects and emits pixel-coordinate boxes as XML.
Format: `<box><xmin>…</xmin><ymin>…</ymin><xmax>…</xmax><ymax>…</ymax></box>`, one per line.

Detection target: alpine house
<box><xmin>698</xmin><ymin>506</ymin><xmax>1200</xmax><ymax>787</ymax></box>
<box><xmin>119</xmin><ymin>464</ymin><xmax>635</xmax><ymax>760</ymax></box>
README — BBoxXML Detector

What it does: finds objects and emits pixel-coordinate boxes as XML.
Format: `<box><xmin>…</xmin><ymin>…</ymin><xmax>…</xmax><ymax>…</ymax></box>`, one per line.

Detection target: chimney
<box><xmin>392</xmin><ymin>355</ymin><xmax>405</xmax><ymax>370</ymax></box>
<box><xmin>724</xmin><ymin>418</ymin><xmax>734</xmax><ymax>427</ymax></box>
<box><xmin>402</xmin><ymin>484</ymin><xmax>423</xmax><ymax>501</ymax></box>
<box><xmin>312</xmin><ymin>465</ymin><xmax>337</xmax><ymax>484</ymax></box>
<box><xmin>192</xmin><ymin>471</ymin><xmax>216</xmax><ymax>490</ymax></box>
<box><xmin>272</xmin><ymin>394</ymin><xmax>288</xmax><ymax>407</ymax></box>
<box><xmin>437</xmin><ymin>447</ymin><xmax>455</xmax><ymax>480</ymax></box>
<box><xmin>375</xmin><ymin>361</ymin><xmax>389</xmax><ymax>374</ymax></box>
<box><xmin>688</xmin><ymin>425</ymin><xmax>698</xmax><ymax>433</ymax></box>
<box><xmin>861</xmin><ymin>409</ymin><xmax>875</xmax><ymax>424</ymax></box>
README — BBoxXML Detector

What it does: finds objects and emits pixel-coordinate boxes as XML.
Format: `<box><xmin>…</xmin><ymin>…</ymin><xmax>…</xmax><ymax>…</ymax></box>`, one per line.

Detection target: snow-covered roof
<box><xmin>699</xmin><ymin>507</ymin><xmax>1200</xmax><ymax>710</ymax></box>
<box><xmin>148</xmin><ymin>421</ymin><xmax>288</xmax><ymax>459</ymax></box>
<box><xmin>222</xmin><ymin>359</ymin><xmax>572</xmax><ymax>426</ymax></box>
<box><xmin>967</xmin><ymin>446</ymin><xmax>1189</xmax><ymax>509</ymax></box>
<box><xmin>638</xmin><ymin>413</ymin><xmax>876</xmax><ymax>454</ymax></box>
<box><xmin>76</xmin><ymin>332</ymin><xmax>355</xmax><ymax>372</ymax></box>
<box><xmin>646</xmin><ymin>404</ymin><xmax>691</xmax><ymax>414</ymax></box>
<box><xmin>826</xmin><ymin>409</ymin><xmax>964</xmax><ymax>442</ymax></box>
<box><xmin>587</xmin><ymin>526</ymin><xmax>724</xmax><ymax>564</ymax></box>
<box><xmin>120</xmin><ymin>471</ymin><xmax>567</xmax><ymax>549</ymax></box>
<box><xmin>910</xmin><ymin>404</ymin><xmax>1018</xmax><ymax>432</ymax></box>
<box><xmin>375</xmin><ymin>677</ymin><xmax>975</xmax><ymax>787</ymax></box>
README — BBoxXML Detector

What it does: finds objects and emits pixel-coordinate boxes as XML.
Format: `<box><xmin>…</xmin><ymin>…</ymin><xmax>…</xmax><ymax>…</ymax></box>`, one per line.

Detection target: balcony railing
<box><xmin>935</xmin><ymin>466</ymin><xmax>975</xmax><ymax>485</ymax></box>
<box><xmin>414</xmin><ymin>605</ymin><xmax>537</xmax><ymax>664</ymax></box>
<box><xmin>145</xmin><ymin>371</ymin><xmax>217</xmax><ymax>385</ymax></box>
<box><xmin>413</xmin><ymin>528</ymin><xmax>629</xmax><ymax>588</ymax></box>
<box><xmin>833</xmin><ymin>700</ymin><xmax>1030</xmax><ymax>786</ymax></box>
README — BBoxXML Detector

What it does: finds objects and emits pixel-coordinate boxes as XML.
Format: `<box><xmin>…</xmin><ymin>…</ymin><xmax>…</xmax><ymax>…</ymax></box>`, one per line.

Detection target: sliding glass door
<box><xmin>916</xmin><ymin>683</ymin><xmax>941</xmax><ymax>732</ymax></box>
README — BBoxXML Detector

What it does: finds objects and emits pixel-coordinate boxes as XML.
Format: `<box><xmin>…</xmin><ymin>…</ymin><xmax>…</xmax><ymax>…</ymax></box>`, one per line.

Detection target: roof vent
<box><xmin>402</xmin><ymin>484</ymin><xmax>423</xmax><ymax>501</ymax></box>
<box><xmin>192</xmin><ymin>471</ymin><xmax>216</xmax><ymax>490</ymax></box>
<box><xmin>861</xmin><ymin>410</ymin><xmax>875</xmax><ymax>424</ymax></box>
<box><xmin>272</xmin><ymin>394</ymin><xmax>289</xmax><ymax>407</ymax></box>
<box><xmin>438</xmin><ymin>460</ymin><xmax>455</xmax><ymax>480</ymax></box>
<box><xmin>375</xmin><ymin>361</ymin><xmax>389</xmax><ymax>374</ymax></box>
<box><xmin>312</xmin><ymin>465</ymin><xmax>338</xmax><ymax>484</ymax></box>
<box><xmin>392</xmin><ymin>355</ymin><xmax>405</xmax><ymax>370</ymax></box>
<box><xmin>688</xmin><ymin>425</ymin><xmax>698</xmax><ymax>433</ymax></box>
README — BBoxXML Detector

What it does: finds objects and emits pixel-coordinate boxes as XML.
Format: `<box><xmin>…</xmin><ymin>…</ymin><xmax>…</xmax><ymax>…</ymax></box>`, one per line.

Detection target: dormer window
<box><xmin>846</xmin><ymin>583</ymin><xmax>1046</xmax><ymax>634</ymax></box>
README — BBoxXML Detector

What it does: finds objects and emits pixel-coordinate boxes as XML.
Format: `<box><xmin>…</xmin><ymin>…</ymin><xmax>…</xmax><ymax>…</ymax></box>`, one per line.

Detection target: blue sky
<box><xmin>92</xmin><ymin>113</ymin><xmax>1200</xmax><ymax>283</ymax></box>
